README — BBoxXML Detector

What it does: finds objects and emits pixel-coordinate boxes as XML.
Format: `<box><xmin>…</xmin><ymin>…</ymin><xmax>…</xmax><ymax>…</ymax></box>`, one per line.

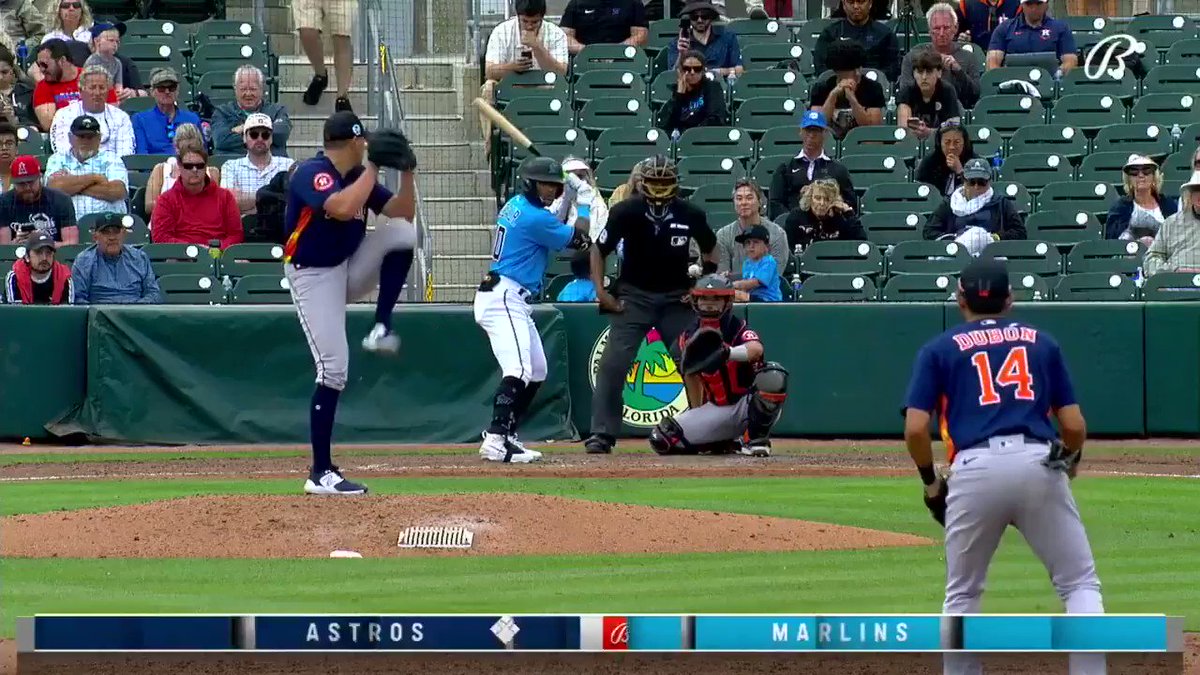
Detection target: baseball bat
<box><xmin>473</xmin><ymin>97</ymin><xmax>540</xmax><ymax>157</ymax></box>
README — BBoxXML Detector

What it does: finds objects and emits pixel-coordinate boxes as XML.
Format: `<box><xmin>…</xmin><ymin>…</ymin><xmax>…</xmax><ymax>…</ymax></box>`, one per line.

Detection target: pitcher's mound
<box><xmin>2</xmin><ymin>494</ymin><xmax>934</xmax><ymax>559</ymax></box>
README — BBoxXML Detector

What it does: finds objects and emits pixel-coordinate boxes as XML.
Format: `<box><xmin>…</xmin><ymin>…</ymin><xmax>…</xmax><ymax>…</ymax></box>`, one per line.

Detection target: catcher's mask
<box><xmin>639</xmin><ymin>154</ymin><xmax>678</xmax><ymax>218</ymax></box>
<box><xmin>519</xmin><ymin>156</ymin><xmax>565</xmax><ymax>206</ymax></box>
<box><xmin>690</xmin><ymin>274</ymin><xmax>734</xmax><ymax>319</ymax></box>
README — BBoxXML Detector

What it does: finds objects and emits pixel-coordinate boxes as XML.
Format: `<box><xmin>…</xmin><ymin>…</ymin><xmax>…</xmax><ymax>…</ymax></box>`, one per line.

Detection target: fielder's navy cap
<box><xmin>324</xmin><ymin>111</ymin><xmax>366</xmax><ymax>142</ymax></box>
<box><xmin>959</xmin><ymin>257</ymin><xmax>1010</xmax><ymax>304</ymax></box>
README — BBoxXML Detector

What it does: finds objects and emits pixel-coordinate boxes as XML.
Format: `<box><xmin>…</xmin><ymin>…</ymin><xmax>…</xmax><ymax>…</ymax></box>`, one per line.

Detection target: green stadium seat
<box><xmin>992</xmin><ymin>181</ymin><xmax>1033</xmax><ymax>213</ymax></box>
<box><xmin>1010</xmin><ymin>272</ymin><xmax>1052</xmax><ymax>301</ymax></box>
<box><xmin>209</xmin><ymin>154</ymin><xmax>239</xmax><ymax>170</ymax></box>
<box><xmin>796</xmin><ymin>273</ymin><xmax>878</xmax><ymax>302</ymax></box>
<box><xmin>572</xmin><ymin>45</ymin><xmax>649</xmax><ymax>79</ymax></box>
<box><xmin>1142</xmin><ymin>272</ymin><xmax>1200</xmax><ymax>301</ymax></box>
<box><xmin>1131</xmin><ymin>94</ymin><xmax>1200</xmax><ymax>127</ymax></box>
<box><xmin>731</xmin><ymin>69</ymin><xmax>806</xmax><ymax>108</ymax></box>
<box><xmin>1127</xmin><ymin>14</ymin><xmax>1199</xmax><ymax>45</ymax></box>
<box><xmin>741</xmin><ymin>43</ymin><xmax>806</xmax><ymax>71</ymax></box>
<box><xmin>220</xmin><ymin>242</ymin><xmax>285</xmax><ymax>278</ymax></box>
<box><xmin>861</xmin><ymin>182</ymin><xmax>941</xmax><ymax>214</ymax></box>
<box><xmin>757</xmin><ymin>125</ymin><xmax>803</xmax><ymax>159</ymax></box>
<box><xmin>1056</xmin><ymin>68</ymin><xmax>1136</xmax><ymax>102</ymax></box>
<box><xmin>1049</xmin><ymin>94</ymin><xmax>1126</xmax><ymax>132</ymax></box>
<box><xmin>886</xmin><ymin>240</ymin><xmax>971</xmax><ymax>275</ymax></box>
<box><xmin>961</xmin><ymin>125</ymin><xmax>1003</xmax><ymax>161</ymax></box>
<box><xmin>997</xmin><ymin>153</ymin><xmax>1074</xmax><ymax>192</ymax></box>
<box><xmin>1163</xmin><ymin>149</ymin><xmax>1197</xmax><ymax>186</ymax></box>
<box><xmin>648</xmin><ymin>70</ymin><xmax>678</xmax><ymax>110</ymax></box>
<box><xmin>1037</xmin><ymin>181</ymin><xmax>1116</xmax><ymax>218</ymax></box>
<box><xmin>729</xmin><ymin>18</ymin><xmax>790</xmax><ymax>40</ymax></box>
<box><xmin>688</xmin><ymin>184</ymin><xmax>735</xmax><ymax>221</ymax></box>
<box><xmin>1065</xmin><ymin>239</ymin><xmax>1146</xmax><ymax>275</ymax></box>
<box><xmin>888</xmin><ymin>16</ymin><xmax>930</xmax><ymax>48</ymax></box>
<box><xmin>594</xmin><ymin>154</ymin><xmax>646</xmax><ymax>193</ymax></box>
<box><xmin>578</xmin><ymin>98</ymin><xmax>652</xmax><ymax>138</ymax></box>
<box><xmin>978</xmin><ymin>67</ymin><xmax>1055</xmax><ymax>101</ymax></box>
<box><xmin>120</xmin><ymin>97</ymin><xmax>157</xmax><ymax>114</ymax></box>
<box><xmin>646</xmin><ymin>19</ymin><xmax>681</xmax><ymax>55</ymax></box>
<box><xmin>54</xmin><ymin>244</ymin><xmax>87</xmax><ymax>267</ymax></box>
<box><xmin>500</xmin><ymin>96</ymin><xmax>575</xmax><ymax>135</ymax></box>
<box><xmin>1062</xmin><ymin>16</ymin><xmax>1111</xmax><ymax>37</ymax></box>
<box><xmin>543</xmin><ymin>273</ymin><xmax>575</xmax><ymax>302</ymax></box>
<box><xmin>1053</xmin><ymin>273</ymin><xmax>1138</xmax><ymax>301</ymax></box>
<box><xmin>981</xmin><ymin>240</ymin><xmax>1062</xmax><ymax>276</ymax></box>
<box><xmin>192</xmin><ymin>43</ymin><xmax>271</xmax><ymax>79</ymax></box>
<box><xmin>120</xmin><ymin>42</ymin><xmax>186</xmax><ymax>74</ymax></box>
<box><xmin>862</xmin><ymin>212</ymin><xmax>924</xmax><ymax>246</ymax></box>
<box><xmin>191</xmin><ymin>20</ymin><xmax>269</xmax><ymax>48</ymax></box>
<box><xmin>1007</xmin><ymin>125</ymin><xmax>1088</xmax><ymax>162</ymax></box>
<box><xmin>78</xmin><ymin>213</ymin><xmax>148</xmax><ymax>244</ymax></box>
<box><xmin>1178</xmin><ymin>123</ymin><xmax>1200</xmax><ymax>153</ymax></box>
<box><xmin>1165</xmin><ymin>38</ymin><xmax>1200</xmax><ymax>66</ymax></box>
<box><xmin>158</xmin><ymin>274</ymin><xmax>225</xmax><ymax>304</ymax></box>
<box><xmin>510</xmin><ymin>127</ymin><xmax>589</xmax><ymax>166</ymax></box>
<box><xmin>14</xmin><ymin>127</ymin><xmax>46</xmax><ymax>156</ymax></box>
<box><xmin>129</xmin><ymin>186</ymin><xmax>148</xmax><ymax>223</ymax></box>
<box><xmin>839</xmin><ymin>154</ymin><xmax>909</xmax><ymax>192</ymax></box>
<box><xmin>1079</xmin><ymin>150</ymin><xmax>1148</xmax><ymax>188</ymax></box>
<box><xmin>677</xmin><ymin>127</ymin><xmax>754</xmax><ymax>162</ymax></box>
<box><xmin>734</xmin><ymin>96</ymin><xmax>802</xmax><ymax>135</ymax></box>
<box><xmin>230</xmin><ymin>274</ymin><xmax>292</xmax><ymax>304</ymax></box>
<box><xmin>798</xmin><ymin>240</ymin><xmax>883</xmax><ymax>276</ymax></box>
<box><xmin>194</xmin><ymin>70</ymin><xmax>238</xmax><ymax>107</ymax></box>
<box><xmin>572</xmin><ymin>70</ymin><xmax>649</xmax><ymax>109</ymax></box>
<box><xmin>649</xmin><ymin>47</ymin><xmax>671</xmax><ymax>80</ymax></box>
<box><xmin>750</xmin><ymin>154</ymin><xmax>790</xmax><ymax>193</ymax></box>
<box><xmin>1024</xmin><ymin>210</ymin><xmax>1102</xmax><ymax>246</ymax></box>
<box><xmin>88</xmin><ymin>0</ymin><xmax>140</xmax><ymax>20</ymax></box>
<box><xmin>1141</xmin><ymin>65</ymin><xmax>1200</xmax><ymax>96</ymax></box>
<box><xmin>123</xmin><ymin>19</ymin><xmax>187</xmax><ymax>50</ymax></box>
<box><xmin>494</xmin><ymin>71</ymin><xmax>569</xmax><ymax>107</ymax></box>
<box><xmin>794</xmin><ymin>18</ymin><xmax>835</xmax><ymax>50</ymax></box>
<box><xmin>677</xmin><ymin>156</ymin><xmax>745</xmax><ymax>190</ymax></box>
<box><xmin>593</xmin><ymin>127</ymin><xmax>668</xmax><ymax>162</ymax></box>
<box><xmin>881</xmin><ymin>273</ymin><xmax>957</xmax><ymax>302</ymax></box>
<box><xmin>839</xmin><ymin>126</ymin><xmax>919</xmax><ymax>161</ymax></box>
<box><xmin>142</xmin><ymin>242</ymin><xmax>217</xmax><ymax>277</ymax></box>
<box><xmin>969</xmin><ymin>95</ymin><xmax>1045</xmax><ymax>137</ymax></box>
<box><xmin>1092</xmin><ymin>124</ymin><xmax>1175</xmax><ymax>159</ymax></box>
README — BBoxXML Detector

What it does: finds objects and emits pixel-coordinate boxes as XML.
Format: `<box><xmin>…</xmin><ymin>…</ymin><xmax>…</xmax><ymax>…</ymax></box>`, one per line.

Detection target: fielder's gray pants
<box><xmin>590</xmin><ymin>285</ymin><xmax>695</xmax><ymax>438</ymax></box>
<box><xmin>675</xmin><ymin>397</ymin><xmax>750</xmax><ymax>444</ymax></box>
<box><xmin>942</xmin><ymin>434</ymin><xmax>1105</xmax><ymax>675</ymax></box>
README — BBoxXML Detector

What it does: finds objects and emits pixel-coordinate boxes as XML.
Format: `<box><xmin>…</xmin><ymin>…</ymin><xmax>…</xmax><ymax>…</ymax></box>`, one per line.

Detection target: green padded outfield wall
<box><xmin>0</xmin><ymin>306</ymin><xmax>89</xmax><ymax>441</ymax></box>
<box><xmin>48</xmin><ymin>305</ymin><xmax>576</xmax><ymax>445</ymax></box>
<box><xmin>1144</xmin><ymin>303</ymin><xmax>1200</xmax><ymax>435</ymax></box>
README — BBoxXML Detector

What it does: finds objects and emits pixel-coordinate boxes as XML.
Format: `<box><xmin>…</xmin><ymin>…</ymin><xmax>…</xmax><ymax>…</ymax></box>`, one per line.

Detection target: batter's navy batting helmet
<box><xmin>519</xmin><ymin>156</ymin><xmax>565</xmax><ymax>205</ymax></box>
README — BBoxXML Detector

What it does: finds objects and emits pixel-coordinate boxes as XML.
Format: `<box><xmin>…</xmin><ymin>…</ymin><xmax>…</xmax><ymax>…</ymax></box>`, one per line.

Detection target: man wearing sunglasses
<box><xmin>150</xmin><ymin>145</ymin><xmax>243</xmax><ymax>250</ymax></box>
<box><xmin>132</xmin><ymin>68</ymin><xmax>201</xmax><ymax>155</ymax></box>
<box><xmin>666</xmin><ymin>0</ymin><xmax>743</xmax><ymax>80</ymax></box>
<box><xmin>923</xmin><ymin>157</ymin><xmax>1025</xmax><ymax>256</ymax></box>
<box><xmin>221</xmin><ymin>113</ymin><xmax>294</xmax><ymax>216</ymax></box>
<box><xmin>1146</xmin><ymin>171</ymin><xmax>1200</xmax><ymax>278</ymax></box>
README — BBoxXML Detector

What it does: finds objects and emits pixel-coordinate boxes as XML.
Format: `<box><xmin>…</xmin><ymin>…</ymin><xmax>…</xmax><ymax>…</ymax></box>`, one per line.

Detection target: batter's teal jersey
<box><xmin>490</xmin><ymin>193</ymin><xmax>574</xmax><ymax>294</ymax></box>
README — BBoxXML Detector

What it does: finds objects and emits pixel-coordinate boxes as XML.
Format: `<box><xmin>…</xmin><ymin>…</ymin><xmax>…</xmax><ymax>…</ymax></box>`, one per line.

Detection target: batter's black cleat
<box><xmin>584</xmin><ymin>434</ymin><xmax>614</xmax><ymax>454</ymax></box>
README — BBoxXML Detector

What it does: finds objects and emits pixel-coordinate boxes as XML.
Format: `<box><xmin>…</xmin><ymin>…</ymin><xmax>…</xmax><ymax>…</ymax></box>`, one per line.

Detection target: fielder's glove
<box><xmin>1043</xmin><ymin>440</ymin><xmax>1083</xmax><ymax>478</ymax></box>
<box><xmin>367</xmin><ymin>129</ymin><xmax>418</xmax><ymax>172</ymax></box>
<box><xmin>923</xmin><ymin>476</ymin><xmax>948</xmax><ymax>527</ymax></box>
<box><xmin>680</xmin><ymin>328</ymin><xmax>729</xmax><ymax>376</ymax></box>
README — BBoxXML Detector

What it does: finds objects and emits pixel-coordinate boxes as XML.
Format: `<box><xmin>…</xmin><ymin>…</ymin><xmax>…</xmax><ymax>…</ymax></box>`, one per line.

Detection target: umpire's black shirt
<box><xmin>599</xmin><ymin>196</ymin><xmax>717</xmax><ymax>293</ymax></box>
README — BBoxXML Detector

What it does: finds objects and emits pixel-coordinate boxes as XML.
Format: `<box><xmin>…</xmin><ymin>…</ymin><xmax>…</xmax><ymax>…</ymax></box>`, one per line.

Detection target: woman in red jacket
<box><xmin>149</xmin><ymin>144</ymin><xmax>244</xmax><ymax>249</ymax></box>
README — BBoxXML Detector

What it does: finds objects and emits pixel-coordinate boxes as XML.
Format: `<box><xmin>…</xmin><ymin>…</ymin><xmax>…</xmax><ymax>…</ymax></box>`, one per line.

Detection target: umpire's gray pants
<box><xmin>285</xmin><ymin>218</ymin><xmax>417</xmax><ymax>391</ymax></box>
<box><xmin>590</xmin><ymin>285</ymin><xmax>695</xmax><ymax>438</ymax></box>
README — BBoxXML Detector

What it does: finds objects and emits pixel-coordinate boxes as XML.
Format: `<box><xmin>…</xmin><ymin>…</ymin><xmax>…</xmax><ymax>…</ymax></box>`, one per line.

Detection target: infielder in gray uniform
<box><xmin>903</xmin><ymin>258</ymin><xmax>1103</xmax><ymax>675</ymax></box>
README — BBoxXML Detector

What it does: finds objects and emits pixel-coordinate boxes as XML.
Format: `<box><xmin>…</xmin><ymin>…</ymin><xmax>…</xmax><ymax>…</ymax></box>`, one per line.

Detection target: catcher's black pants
<box><xmin>590</xmin><ymin>285</ymin><xmax>695</xmax><ymax>439</ymax></box>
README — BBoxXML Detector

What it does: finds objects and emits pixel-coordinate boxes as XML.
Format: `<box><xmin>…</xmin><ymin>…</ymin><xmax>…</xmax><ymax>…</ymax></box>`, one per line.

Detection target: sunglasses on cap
<box><xmin>247</xmin><ymin>129</ymin><xmax>271</xmax><ymax>140</ymax></box>
<box><xmin>966</xmin><ymin>178</ymin><xmax>989</xmax><ymax>187</ymax></box>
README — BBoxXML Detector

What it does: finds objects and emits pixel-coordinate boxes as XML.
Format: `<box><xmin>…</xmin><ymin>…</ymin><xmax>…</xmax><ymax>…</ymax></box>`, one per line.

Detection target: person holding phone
<box><xmin>0</xmin><ymin>155</ymin><xmax>78</xmax><ymax>246</ymax></box>
<box><xmin>666</xmin><ymin>0</ymin><xmax>743</xmax><ymax>79</ymax></box>
<box><xmin>658</xmin><ymin>49</ymin><xmax>728</xmax><ymax>136</ymax></box>
<box><xmin>896</xmin><ymin>50</ymin><xmax>962</xmax><ymax>141</ymax></box>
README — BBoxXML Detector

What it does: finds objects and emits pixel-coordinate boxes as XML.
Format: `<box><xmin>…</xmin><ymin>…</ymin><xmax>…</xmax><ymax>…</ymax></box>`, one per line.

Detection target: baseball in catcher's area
<box><xmin>648</xmin><ymin>274</ymin><xmax>789</xmax><ymax>458</ymax></box>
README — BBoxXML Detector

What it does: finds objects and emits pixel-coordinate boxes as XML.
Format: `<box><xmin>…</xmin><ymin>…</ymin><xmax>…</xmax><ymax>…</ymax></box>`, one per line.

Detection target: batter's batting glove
<box><xmin>923</xmin><ymin>477</ymin><xmax>948</xmax><ymax>527</ymax></box>
<box><xmin>680</xmin><ymin>328</ymin><xmax>729</xmax><ymax>376</ymax></box>
<box><xmin>1043</xmin><ymin>440</ymin><xmax>1083</xmax><ymax>478</ymax></box>
<box><xmin>368</xmin><ymin>129</ymin><xmax>418</xmax><ymax>172</ymax></box>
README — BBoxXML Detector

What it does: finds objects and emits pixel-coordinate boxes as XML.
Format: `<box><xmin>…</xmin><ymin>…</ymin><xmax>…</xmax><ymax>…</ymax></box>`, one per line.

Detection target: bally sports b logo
<box><xmin>589</xmin><ymin>328</ymin><xmax>688</xmax><ymax>428</ymax></box>
<box><xmin>602</xmin><ymin>616</ymin><xmax>629</xmax><ymax>650</ymax></box>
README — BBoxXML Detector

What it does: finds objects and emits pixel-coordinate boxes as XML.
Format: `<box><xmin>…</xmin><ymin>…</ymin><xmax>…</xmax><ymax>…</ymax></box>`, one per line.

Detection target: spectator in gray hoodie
<box><xmin>714</xmin><ymin>178</ymin><xmax>788</xmax><ymax>276</ymax></box>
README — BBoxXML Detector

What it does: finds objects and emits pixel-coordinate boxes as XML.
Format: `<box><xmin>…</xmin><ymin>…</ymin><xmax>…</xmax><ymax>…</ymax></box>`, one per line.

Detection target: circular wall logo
<box><xmin>588</xmin><ymin>327</ymin><xmax>688</xmax><ymax>428</ymax></box>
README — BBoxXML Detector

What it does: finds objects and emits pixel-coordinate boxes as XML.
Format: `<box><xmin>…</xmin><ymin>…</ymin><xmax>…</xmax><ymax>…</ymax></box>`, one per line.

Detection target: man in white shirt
<box><xmin>219</xmin><ymin>113</ymin><xmax>294</xmax><ymax>215</ymax></box>
<box><xmin>49</xmin><ymin>65</ymin><xmax>133</xmax><ymax>158</ymax></box>
<box><xmin>45</xmin><ymin>114</ymin><xmax>129</xmax><ymax>218</ymax></box>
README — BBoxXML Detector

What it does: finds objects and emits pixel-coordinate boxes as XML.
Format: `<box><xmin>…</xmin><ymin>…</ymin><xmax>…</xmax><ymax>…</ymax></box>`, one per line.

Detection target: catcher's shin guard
<box><xmin>747</xmin><ymin>362</ymin><xmax>789</xmax><ymax>440</ymax></box>
<box><xmin>649</xmin><ymin>416</ymin><xmax>694</xmax><ymax>455</ymax></box>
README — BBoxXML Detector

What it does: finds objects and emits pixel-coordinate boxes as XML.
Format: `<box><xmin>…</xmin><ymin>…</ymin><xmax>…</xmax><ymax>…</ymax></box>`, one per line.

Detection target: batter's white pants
<box><xmin>473</xmin><ymin>275</ymin><xmax>546</xmax><ymax>384</ymax></box>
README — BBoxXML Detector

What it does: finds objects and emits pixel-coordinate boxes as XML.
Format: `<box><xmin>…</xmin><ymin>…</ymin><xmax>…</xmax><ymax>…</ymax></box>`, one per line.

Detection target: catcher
<box><xmin>649</xmin><ymin>275</ymin><xmax>789</xmax><ymax>458</ymax></box>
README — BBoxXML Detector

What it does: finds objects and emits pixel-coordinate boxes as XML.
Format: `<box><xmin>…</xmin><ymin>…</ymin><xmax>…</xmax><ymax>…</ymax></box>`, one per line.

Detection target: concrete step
<box><xmin>277</xmin><ymin>59</ymin><xmax>457</xmax><ymax>90</ymax></box>
<box><xmin>419</xmin><ymin>170</ymin><xmax>492</xmax><ymax>199</ymax></box>
<box><xmin>227</xmin><ymin>5</ymin><xmax>291</xmax><ymax>34</ymax></box>
<box><xmin>422</xmin><ymin>197</ymin><xmax>496</xmax><ymax>229</ymax></box>
<box><xmin>268</xmin><ymin>33</ymin><xmax>299</xmax><ymax>58</ymax></box>
<box><xmin>411</xmin><ymin>141</ymin><xmax>486</xmax><ymax>171</ymax></box>
<box><xmin>289</xmin><ymin>115</ymin><xmax>379</xmax><ymax>138</ymax></box>
<box><xmin>428</xmin><ymin>226</ymin><xmax>492</xmax><ymax>256</ymax></box>
<box><xmin>277</xmin><ymin>89</ymin><xmax>373</xmax><ymax>113</ymax></box>
<box><xmin>278</xmin><ymin>87</ymin><xmax>460</xmax><ymax>117</ymax></box>
<box><xmin>432</xmin><ymin>255</ymin><xmax>491</xmax><ymax>288</ymax></box>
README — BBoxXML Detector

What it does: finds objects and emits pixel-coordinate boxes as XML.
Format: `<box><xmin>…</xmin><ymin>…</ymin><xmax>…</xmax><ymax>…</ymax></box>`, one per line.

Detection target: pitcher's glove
<box><xmin>1043</xmin><ymin>440</ymin><xmax>1083</xmax><ymax>478</ymax></box>
<box><xmin>680</xmin><ymin>328</ymin><xmax>729</xmax><ymax>376</ymax></box>
<box><xmin>923</xmin><ymin>476</ymin><xmax>948</xmax><ymax>526</ymax></box>
<box><xmin>368</xmin><ymin>129</ymin><xmax>418</xmax><ymax>172</ymax></box>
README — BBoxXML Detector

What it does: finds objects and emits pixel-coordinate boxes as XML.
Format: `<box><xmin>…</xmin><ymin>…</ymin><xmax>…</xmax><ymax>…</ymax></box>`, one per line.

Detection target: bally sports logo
<box><xmin>603</xmin><ymin>616</ymin><xmax>629</xmax><ymax>650</ymax></box>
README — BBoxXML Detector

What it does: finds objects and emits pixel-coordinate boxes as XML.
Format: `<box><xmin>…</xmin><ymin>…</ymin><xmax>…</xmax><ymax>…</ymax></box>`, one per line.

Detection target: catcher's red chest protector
<box><xmin>678</xmin><ymin>314</ymin><xmax>761</xmax><ymax>406</ymax></box>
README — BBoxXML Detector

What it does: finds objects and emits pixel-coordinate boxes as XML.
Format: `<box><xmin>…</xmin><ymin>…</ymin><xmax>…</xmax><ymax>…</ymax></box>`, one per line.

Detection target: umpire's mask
<box><xmin>640</xmin><ymin>154</ymin><xmax>678</xmax><ymax>220</ymax></box>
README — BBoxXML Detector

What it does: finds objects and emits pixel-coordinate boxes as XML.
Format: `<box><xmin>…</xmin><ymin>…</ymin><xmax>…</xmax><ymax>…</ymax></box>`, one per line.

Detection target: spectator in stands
<box><xmin>783</xmin><ymin>179</ymin><xmax>865</xmax><ymax>252</ymax></box>
<box><xmin>479</xmin><ymin>0</ymin><xmax>568</xmax><ymax>154</ymax></box>
<box><xmin>745</xmin><ymin>1</ymin><xmax>771</xmax><ymax>18</ymax></box>
<box><xmin>83</xmin><ymin>21</ymin><xmax>143</xmax><ymax>100</ymax></box>
<box><xmin>0</xmin><ymin>123</ymin><xmax>16</xmax><ymax>190</ymax></box>
<box><xmin>716</xmin><ymin>178</ymin><xmax>788</xmax><ymax>276</ymax></box>
<box><xmin>768</xmin><ymin>110</ymin><xmax>855</xmax><ymax>219</ymax></box>
<box><xmin>1145</xmin><ymin>172</ymin><xmax>1200</xmax><ymax>276</ymax></box>
<box><xmin>916</xmin><ymin>122</ymin><xmax>975</xmax><ymax>197</ymax></box>
<box><xmin>828</xmin><ymin>0</ymin><xmax>890</xmax><ymax>21</ymax></box>
<box><xmin>957</xmin><ymin>0</ymin><xmax>1020</xmax><ymax>54</ymax></box>
<box><xmin>1106</xmin><ymin>155</ymin><xmax>1177</xmax><ymax>245</ymax></box>
<box><xmin>145</xmin><ymin>123</ymin><xmax>219</xmax><ymax>214</ymax></box>
<box><xmin>0</xmin><ymin>47</ymin><xmax>36</xmax><ymax>128</ymax></box>
<box><xmin>131</xmin><ymin>68</ymin><xmax>199</xmax><ymax>155</ymax></box>
<box><xmin>150</xmin><ymin>145</ymin><xmax>242</xmax><ymax>249</ymax></box>
<box><xmin>813</xmin><ymin>0</ymin><xmax>899</xmax><ymax>82</ymax></box>
<box><xmin>219</xmin><ymin>113</ymin><xmax>294</xmax><ymax>216</ymax></box>
<box><xmin>556</xmin><ymin>250</ymin><xmax>598</xmax><ymax>302</ymax></box>
<box><xmin>924</xmin><ymin>157</ymin><xmax>1025</xmax><ymax>255</ymax></box>
<box><xmin>48</xmin><ymin>65</ymin><xmax>131</xmax><ymax>156</ymax></box>
<box><xmin>986</xmin><ymin>0</ymin><xmax>1077</xmax><ymax>74</ymax></box>
<box><xmin>657</xmin><ymin>49</ymin><xmax>727</xmax><ymax>136</ymax></box>
<box><xmin>0</xmin><ymin>154</ymin><xmax>76</xmax><ymax>243</ymax></box>
<box><xmin>212</xmin><ymin>65</ymin><xmax>292</xmax><ymax>156</ymax></box>
<box><xmin>666</xmin><ymin>0</ymin><xmax>743</xmax><ymax>79</ymax></box>
<box><xmin>608</xmin><ymin>159</ymin><xmax>647</xmax><ymax>207</ymax></box>
<box><xmin>4</xmin><ymin>229</ymin><xmax>72</xmax><ymax>303</ymax></box>
<box><xmin>809</xmin><ymin>40</ymin><xmax>885</xmax><ymax>142</ymax></box>
<box><xmin>1</xmin><ymin>0</ymin><xmax>47</xmax><ymax>50</ymax></box>
<box><xmin>550</xmin><ymin>156</ymin><xmax>606</xmax><ymax>241</ymax></box>
<box><xmin>560</xmin><ymin>0</ymin><xmax>648</xmax><ymax>54</ymax></box>
<box><xmin>897</xmin><ymin>51</ymin><xmax>962</xmax><ymax>141</ymax></box>
<box><xmin>294</xmin><ymin>0</ymin><xmax>355</xmax><ymax>111</ymax></box>
<box><xmin>71</xmin><ymin>211</ymin><xmax>161</xmax><ymax>304</ymax></box>
<box><xmin>33</xmin><ymin>38</ymin><xmax>114</xmax><ymax>131</ymax></box>
<box><xmin>730</xmin><ymin>225</ymin><xmax>781</xmax><ymax>303</ymax></box>
<box><xmin>41</xmin><ymin>0</ymin><xmax>92</xmax><ymax>44</ymax></box>
<box><xmin>899</xmin><ymin>3</ymin><xmax>981</xmax><ymax>108</ymax></box>
<box><xmin>46</xmin><ymin>114</ymin><xmax>127</xmax><ymax>217</ymax></box>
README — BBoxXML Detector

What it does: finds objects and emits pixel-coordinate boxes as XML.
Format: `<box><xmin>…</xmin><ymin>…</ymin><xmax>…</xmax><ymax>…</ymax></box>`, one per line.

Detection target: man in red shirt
<box><xmin>150</xmin><ymin>146</ymin><xmax>244</xmax><ymax>249</ymax></box>
<box><xmin>32</xmin><ymin>38</ymin><xmax>116</xmax><ymax>132</ymax></box>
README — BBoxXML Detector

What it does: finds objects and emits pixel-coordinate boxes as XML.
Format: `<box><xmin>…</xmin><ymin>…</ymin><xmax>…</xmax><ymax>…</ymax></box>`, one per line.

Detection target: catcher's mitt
<box><xmin>923</xmin><ymin>477</ymin><xmax>948</xmax><ymax>526</ymax></box>
<box><xmin>680</xmin><ymin>328</ymin><xmax>729</xmax><ymax>376</ymax></box>
<box><xmin>367</xmin><ymin>129</ymin><xmax>418</xmax><ymax>172</ymax></box>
